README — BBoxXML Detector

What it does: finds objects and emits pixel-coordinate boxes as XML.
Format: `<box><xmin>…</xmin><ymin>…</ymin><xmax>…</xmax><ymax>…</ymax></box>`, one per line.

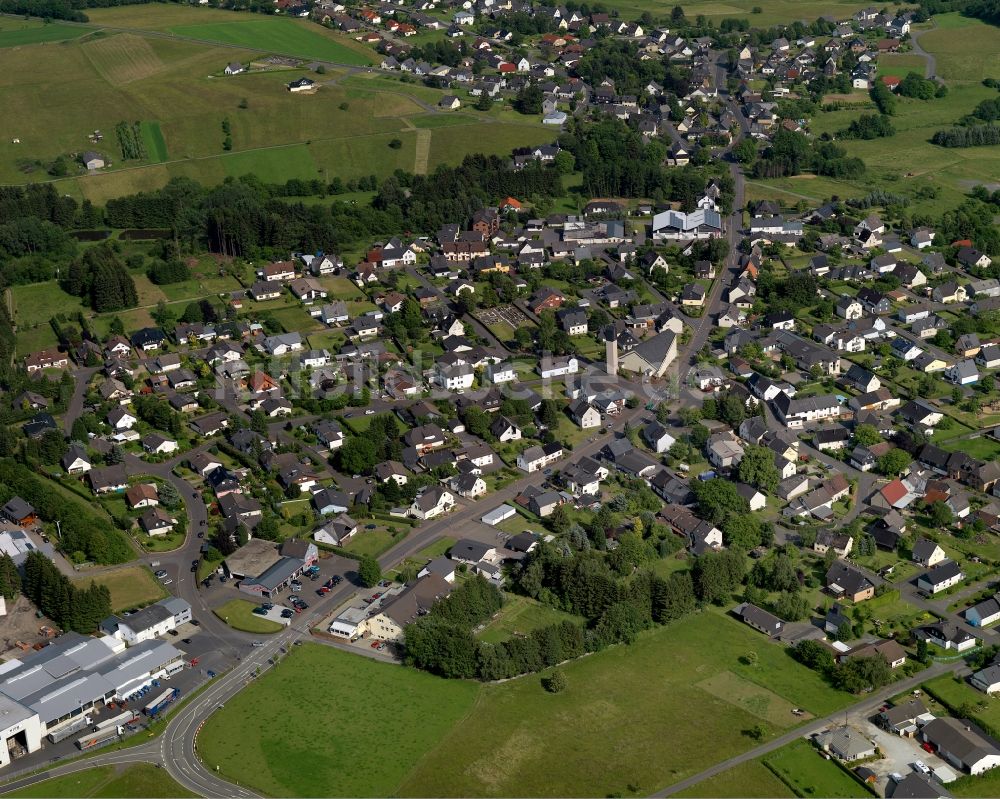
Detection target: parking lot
<box><xmin>842</xmin><ymin>699</ymin><xmax>958</xmax><ymax>794</ymax></box>
<box><xmin>197</xmin><ymin>552</ymin><xmax>358</xmax><ymax>613</ymax></box>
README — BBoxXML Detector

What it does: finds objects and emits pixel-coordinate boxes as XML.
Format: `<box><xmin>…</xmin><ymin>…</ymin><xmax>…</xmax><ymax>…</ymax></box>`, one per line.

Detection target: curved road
<box><xmin>908</xmin><ymin>23</ymin><xmax>938</xmax><ymax>80</ymax></box>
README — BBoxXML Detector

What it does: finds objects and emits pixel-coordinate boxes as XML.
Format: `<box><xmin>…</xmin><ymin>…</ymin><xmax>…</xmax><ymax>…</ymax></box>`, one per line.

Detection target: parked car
<box><xmin>281</xmin><ymin>609</ymin><xmax>294</xmax><ymax>618</ymax></box>
<box><xmin>168</xmin><ymin>630</ymin><xmax>179</xmax><ymax>636</ymax></box>
<box><xmin>190</xmin><ymin>619</ymin><xmax>200</xmax><ymax>626</ymax></box>
<box><xmin>251</xmin><ymin>641</ymin><xmax>264</xmax><ymax>647</ymax></box>
<box><xmin>252</xmin><ymin>607</ymin><xmax>268</xmax><ymax>616</ymax></box>
<box><xmin>331</xmin><ymin>575</ymin><xmax>342</xmax><ymax>585</ymax></box>
<box><xmin>155</xmin><ymin>570</ymin><xmax>168</xmax><ymax>579</ymax></box>
<box><xmin>912</xmin><ymin>761</ymin><xmax>930</xmax><ymax>775</ymax></box>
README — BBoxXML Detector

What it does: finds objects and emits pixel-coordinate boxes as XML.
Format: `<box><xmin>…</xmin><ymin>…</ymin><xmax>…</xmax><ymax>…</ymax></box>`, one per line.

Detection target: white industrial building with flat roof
<box><xmin>100</xmin><ymin>597</ymin><xmax>192</xmax><ymax>646</ymax></box>
<box><xmin>0</xmin><ymin>632</ymin><xmax>184</xmax><ymax>769</ymax></box>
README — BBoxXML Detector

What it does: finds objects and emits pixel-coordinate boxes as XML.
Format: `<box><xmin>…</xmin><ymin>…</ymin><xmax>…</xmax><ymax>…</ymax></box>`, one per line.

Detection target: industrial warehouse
<box><xmin>0</xmin><ymin>632</ymin><xmax>184</xmax><ymax>769</ymax></box>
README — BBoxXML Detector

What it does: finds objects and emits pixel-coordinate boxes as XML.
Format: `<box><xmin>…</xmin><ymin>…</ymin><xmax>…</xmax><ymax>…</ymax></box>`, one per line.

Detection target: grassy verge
<box><xmin>213</xmin><ymin>599</ymin><xmax>283</xmax><ymax>634</ymax></box>
<box><xmin>4</xmin><ymin>764</ymin><xmax>196</xmax><ymax>798</ymax></box>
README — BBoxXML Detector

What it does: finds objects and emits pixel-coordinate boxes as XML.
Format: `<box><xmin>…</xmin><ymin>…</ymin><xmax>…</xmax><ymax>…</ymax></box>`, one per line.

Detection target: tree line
<box><xmin>64</xmin><ymin>245</ymin><xmax>138</xmax><ymax>312</ymax></box>
<box><xmin>22</xmin><ymin>551</ymin><xmax>112</xmax><ymax>633</ymax></box>
<box><xmin>932</xmin><ymin>124</ymin><xmax>1000</xmax><ymax>147</ymax></box>
<box><xmin>559</xmin><ymin>117</ymin><xmax>714</xmax><ymax>204</ymax></box>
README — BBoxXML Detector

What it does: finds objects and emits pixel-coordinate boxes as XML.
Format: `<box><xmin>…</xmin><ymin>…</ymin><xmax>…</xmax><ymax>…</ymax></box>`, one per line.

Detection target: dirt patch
<box><xmin>0</xmin><ymin>595</ymin><xmax>57</xmax><ymax>661</ymax></box>
<box><xmin>696</xmin><ymin>670</ymin><xmax>812</xmax><ymax>728</ymax></box>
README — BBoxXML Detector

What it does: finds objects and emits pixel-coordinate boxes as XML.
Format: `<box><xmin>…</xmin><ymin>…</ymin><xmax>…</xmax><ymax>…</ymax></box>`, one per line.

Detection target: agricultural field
<box><xmin>72</xmin><ymin>565</ymin><xmax>168</xmax><ymax>613</ymax></box>
<box><xmin>399</xmin><ymin>611</ymin><xmax>853</xmax><ymax>797</ymax></box>
<box><xmin>0</xmin><ymin>7</ymin><xmax>557</xmax><ymax>199</ymax></box>
<box><xmin>0</xmin><ymin>19</ymin><xmax>91</xmax><ymax>48</ymax></box>
<box><xmin>555</xmin><ymin>0</ymin><xmax>883</xmax><ymax>26</ymax></box>
<box><xmin>197</xmin><ymin>643</ymin><xmax>480</xmax><ymax>797</ymax></box>
<box><xmin>169</xmin><ymin>19</ymin><xmax>374</xmax><ymax>66</ymax></box>
<box><xmin>6</xmin><ymin>764</ymin><xmax>197</xmax><ymax>798</ymax></box>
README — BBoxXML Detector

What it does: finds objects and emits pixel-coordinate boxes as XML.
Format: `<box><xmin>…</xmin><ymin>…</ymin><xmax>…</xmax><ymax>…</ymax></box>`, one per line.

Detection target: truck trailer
<box><xmin>143</xmin><ymin>687</ymin><xmax>180</xmax><ymax>717</ymax></box>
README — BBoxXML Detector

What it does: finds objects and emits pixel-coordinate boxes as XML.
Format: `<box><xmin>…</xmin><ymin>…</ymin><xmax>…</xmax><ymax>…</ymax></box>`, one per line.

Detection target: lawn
<box><xmin>477</xmin><ymin>594</ymin><xmax>585</xmax><ymax>644</ymax></box>
<box><xmin>762</xmin><ymin>739</ymin><xmax>870</xmax><ymax>798</ymax></box>
<box><xmin>5</xmin><ymin>764</ymin><xmax>197</xmax><ymax>798</ymax></box>
<box><xmin>341</xmin><ymin>526</ymin><xmax>407</xmax><ymax>558</ymax></box>
<box><xmin>72</xmin><ymin>565</ymin><xmax>167</xmax><ymax>613</ymax></box>
<box><xmin>923</xmin><ymin>674</ymin><xmax>1000</xmax><ymax>736</ymax></box>
<box><xmin>169</xmin><ymin>19</ymin><xmax>374</xmax><ymax>65</ymax></box>
<box><xmin>876</xmin><ymin>53</ymin><xmax>928</xmax><ymax>80</ymax></box>
<box><xmin>0</xmin><ymin>20</ymin><xmax>91</xmax><ymax>48</ymax></box>
<box><xmin>197</xmin><ymin>643</ymin><xmax>480</xmax><ymax>797</ymax></box>
<box><xmin>399</xmin><ymin>611</ymin><xmax>854</xmax><ymax>797</ymax></box>
<box><xmin>213</xmin><ymin>598</ymin><xmax>283</xmax><ymax>634</ymax></box>
<box><xmin>951</xmin><ymin>766</ymin><xmax>1000</xmax><ymax>797</ymax></box>
<box><xmin>675</xmin><ymin>760</ymin><xmax>795</xmax><ymax>798</ymax></box>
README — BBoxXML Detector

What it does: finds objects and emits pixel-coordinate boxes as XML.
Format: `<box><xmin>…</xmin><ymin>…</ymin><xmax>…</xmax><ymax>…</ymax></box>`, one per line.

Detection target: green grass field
<box><xmin>0</xmin><ymin>20</ymin><xmax>91</xmax><ymax>47</ymax></box>
<box><xmin>762</xmin><ymin>739</ymin><xmax>870</xmax><ymax>798</ymax></box>
<box><xmin>140</xmin><ymin>120</ymin><xmax>168</xmax><ymax>162</ymax></box>
<box><xmin>919</xmin><ymin>14</ymin><xmax>1000</xmax><ymax>83</ymax></box>
<box><xmin>169</xmin><ymin>18</ymin><xmax>373</xmax><ymax>65</ymax></box>
<box><xmin>876</xmin><ymin>54</ymin><xmax>929</xmax><ymax>80</ymax></box>
<box><xmin>198</xmin><ymin>643</ymin><xmax>480</xmax><ymax>797</ymax></box>
<box><xmin>72</xmin><ymin>565</ymin><xmax>167</xmax><ymax>613</ymax></box>
<box><xmin>399</xmin><ymin>611</ymin><xmax>852</xmax><ymax>797</ymax></box>
<box><xmin>477</xmin><ymin>595</ymin><xmax>584</xmax><ymax>643</ymax></box>
<box><xmin>213</xmin><ymin>599</ymin><xmax>283</xmax><ymax>633</ymax></box>
<box><xmin>0</xmin><ymin>15</ymin><xmax>556</xmax><ymax>198</ymax></box>
<box><xmin>6</xmin><ymin>764</ymin><xmax>196</xmax><ymax>798</ymax></box>
<box><xmin>675</xmin><ymin>760</ymin><xmax>795</xmax><ymax>798</ymax></box>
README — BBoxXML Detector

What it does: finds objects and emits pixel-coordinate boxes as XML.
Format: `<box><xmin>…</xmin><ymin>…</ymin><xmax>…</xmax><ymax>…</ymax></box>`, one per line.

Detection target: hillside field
<box><xmin>751</xmin><ymin>14</ymin><xmax>1000</xmax><ymax>211</ymax></box>
<box><xmin>0</xmin><ymin>8</ymin><xmax>554</xmax><ymax>200</ymax></box>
